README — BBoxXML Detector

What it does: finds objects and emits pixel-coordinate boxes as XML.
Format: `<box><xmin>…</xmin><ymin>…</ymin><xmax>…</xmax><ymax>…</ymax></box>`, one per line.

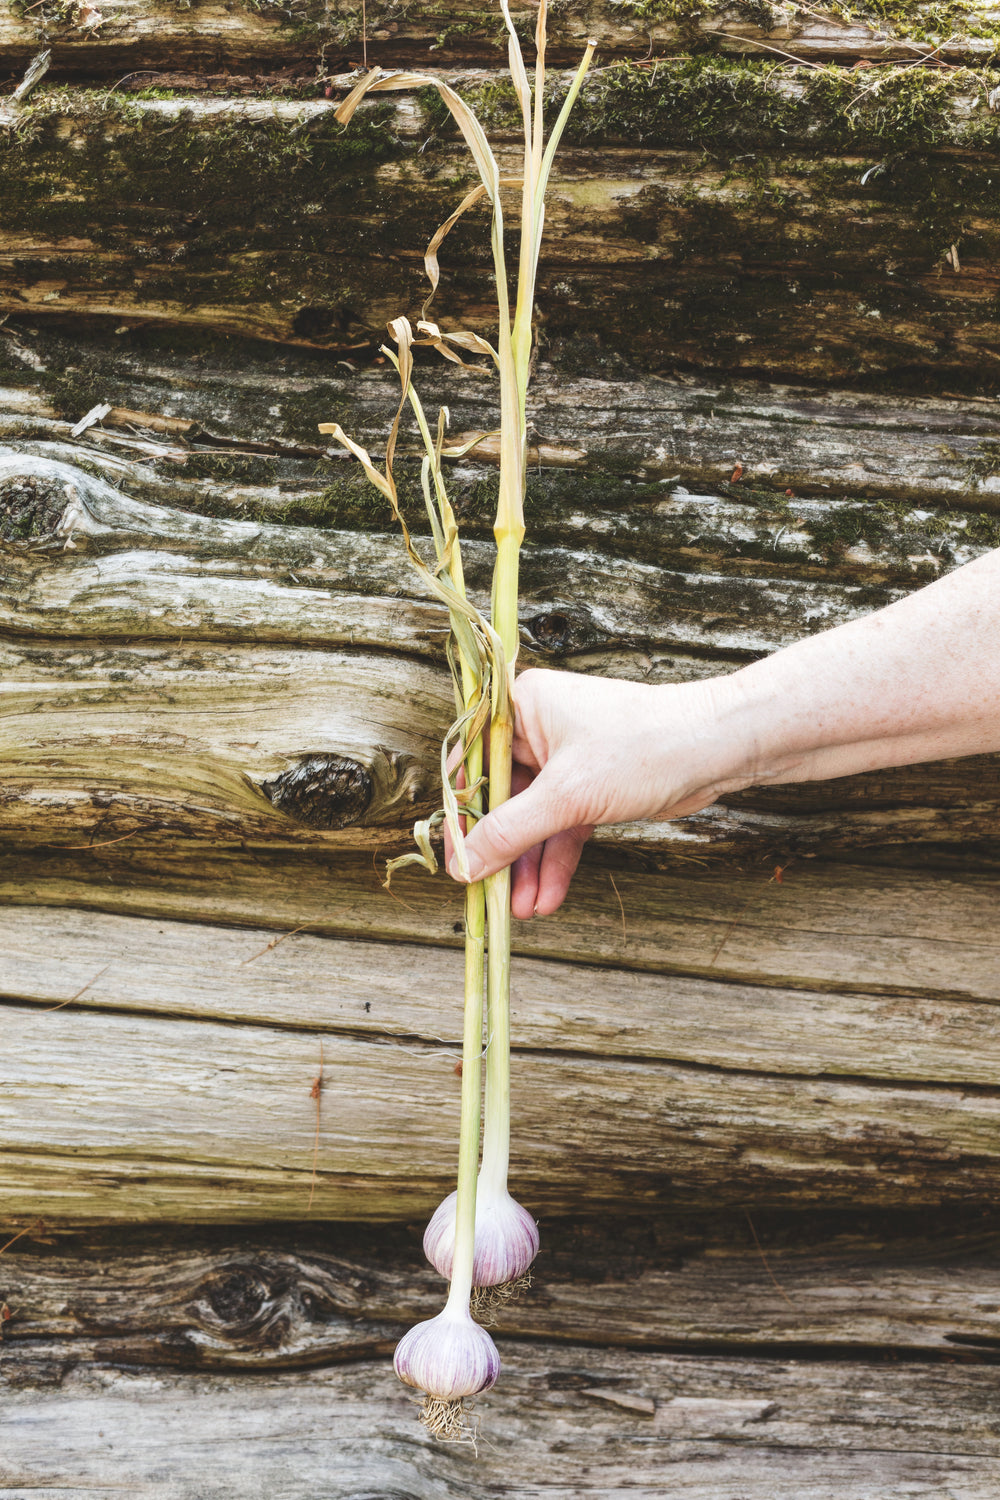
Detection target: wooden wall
<box><xmin>3</xmin><ymin>2</ymin><xmax>1000</xmax><ymax>1494</ymax></box>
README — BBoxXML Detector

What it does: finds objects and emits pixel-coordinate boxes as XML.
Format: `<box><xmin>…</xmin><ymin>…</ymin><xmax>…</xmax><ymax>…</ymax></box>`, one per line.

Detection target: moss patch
<box><xmin>611</xmin><ymin>0</ymin><xmax>778</xmax><ymax>30</ymax></box>
<box><xmin>826</xmin><ymin>0</ymin><xmax>1000</xmax><ymax>47</ymax></box>
<box><xmin>560</xmin><ymin>56</ymin><xmax>997</xmax><ymax>153</ymax></box>
<box><xmin>963</xmin><ymin>440</ymin><xmax>1000</xmax><ymax>489</ymax></box>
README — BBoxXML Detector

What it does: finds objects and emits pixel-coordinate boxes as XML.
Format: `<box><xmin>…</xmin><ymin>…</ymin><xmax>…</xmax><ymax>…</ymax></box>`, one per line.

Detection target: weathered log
<box><xmin>2</xmin><ymin>446</ymin><xmax>999</xmax><ymax>874</ymax></box>
<box><xmin>3</xmin><ymin>1346</ymin><xmax>1000</xmax><ymax>1499</ymax></box>
<box><xmin>4</xmin><ymin>4</ymin><xmax>999</xmax><ymax>1487</ymax></box>
<box><xmin>3</xmin><ymin>0</ymin><xmax>998</xmax><ymax>76</ymax></box>
<box><xmin>6</xmin><ymin>848</ymin><xmax>1000</xmax><ymax>997</ymax></box>
<box><xmin>4</xmin><ymin>894</ymin><xmax>1000</xmax><ymax>1219</ymax></box>
<box><xmin>2</xmin><ymin>64</ymin><xmax>999</xmax><ymax>384</ymax></box>
<box><xmin>5</xmin><ymin>320</ymin><xmax>1000</xmax><ymax>507</ymax></box>
<box><xmin>6</xmin><ymin>1214</ymin><xmax>1000</xmax><ymax>1370</ymax></box>
<box><xmin>9</xmin><ymin>903</ymin><xmax>1000</xmax><ymax>1083</ymax></box>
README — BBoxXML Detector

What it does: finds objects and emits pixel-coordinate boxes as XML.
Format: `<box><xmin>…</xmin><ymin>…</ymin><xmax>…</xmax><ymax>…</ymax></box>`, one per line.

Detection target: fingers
<box><xmin>510</xmin><ymin>845</ymin><xmax>542</xmax><ymax>919</ymax></box>
<box><xmin>449</xmin><ymin>764</ymin><xmax>574</xmax><ymax>885</ymax></box>
<box><xmin>533</xmin><ymin>825</ymin><xmax>592</xmax><ymax>915</ymax></box>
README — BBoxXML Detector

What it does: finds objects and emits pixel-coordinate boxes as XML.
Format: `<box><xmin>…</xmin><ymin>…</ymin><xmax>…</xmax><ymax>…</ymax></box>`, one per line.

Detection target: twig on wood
<box><xmin>241</xmin><ymin>925</ymin><xmax>310</xmax><ymax>966</ymax></box>
<box><xmin>0</xmin><ymin>1221</ymin><xmax>48</xmax><ymax>1257</ymax></box>
<box><xmin>713</xmin><ymin>31</ymin><xmax>823</xmax><ymax>68</ymax></box>
<box><xmin>70</xmin><ymin>402</ymin><xmax>111</xmax><ymax>438</ymax></box>
<box><xmin>609</xmin><ymin>872</ymin><xmax>627</xmax><ymax>952</ymax></box>
<box><xmin>41</xmin><ymin>827</ymin><xmax>150</xmax><ymax>850</ymax></box>
<box><xmin>43</xmin><ymin>962</ymin><xmax>111</xmax><ymax>1013</ymax></box>
<box><xmin>307</xmin><ymin>1041</ymin><xmax>324</xmax><ymax>1210</ymax></box>
<box><xmin>745</xmin><ymin>1210</ymin><xmax>794</xmax><ymax>1309</ymax></box>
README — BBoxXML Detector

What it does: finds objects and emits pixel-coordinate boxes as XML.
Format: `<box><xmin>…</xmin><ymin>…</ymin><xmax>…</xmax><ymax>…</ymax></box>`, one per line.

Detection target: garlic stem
<box><xmin>446</xmin><ymin>863</ymin><xmax>485</xmax><ymax>1313</ymax></box>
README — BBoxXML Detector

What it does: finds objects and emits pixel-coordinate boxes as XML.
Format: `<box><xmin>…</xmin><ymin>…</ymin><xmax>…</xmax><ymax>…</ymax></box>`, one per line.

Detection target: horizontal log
<box><xmin>8</xmin><ymin>904</ymin><xmax>1000</xmax><ymax>1085</ymax></box>
<box><xmin>2</xmin><ymin>1347</ymin><xmax>1000</xmax><ymax>1498</ymax></box>
<box><xmin>0</xmin><ymin>637</ymin><xmax>448</xmax><ymax>840</ymax></box>
<box><xmin>6</xmin><ymin>359</ymin><xmax>1000</xmax><ymax>536</ymax></box>
<box><xmin>4</xmin><ymin>632</ymin><xmax>1000</xmax><ymax>865</ymax></box>
<box><xmin>3</xmin><ymin>451</ymin><xmax>998</xmax><ymax>870</ymax></box>
<box><xmin>3</xmin><ymin>445</ymin><xmax>993</xmax><ymax>660</ymax></box>
<box><xmin>6</xmin><ymin>354</ymin><xmax>1000</xmax><ymax>514</ymax></box>
<box><xmin>0</xmin><ymin>452</ymin><xmax>924</xmax><ymax>660</ymax></box>
<box><xmin>2</xmin><ymin>68</ymin><xmax>1000</xmax><ymax>384</ymax></box>
<box><xmin>6</xmin><ymin>996</ymin><xmax>1000</xmax><ymax>1217</ymax></box>
<box><xmin>3</xmin><ymin>319</ymin><xmax>997</xmax><ymax>510</ymax></box>
<box><xmin>6</xmin><ymin>1213</ymin><xmax>1000</xmax><ymax>1368</ymax></box>
<box><xmin>5</xmin><ymin>847</ymin><xmax>1000</xmax><ymax>1000</ymax></box>
<box><xmin>3</xmin><ymin>0</ymin><xmax>998</xmax><ymax>75</ymax></box>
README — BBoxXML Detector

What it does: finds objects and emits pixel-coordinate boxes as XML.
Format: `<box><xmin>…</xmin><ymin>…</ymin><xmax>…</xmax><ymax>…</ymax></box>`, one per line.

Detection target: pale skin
<box><xmin>448</xmin><ymin>549</ymin><xmax>1000</xmax><ymax>918</ymax></box>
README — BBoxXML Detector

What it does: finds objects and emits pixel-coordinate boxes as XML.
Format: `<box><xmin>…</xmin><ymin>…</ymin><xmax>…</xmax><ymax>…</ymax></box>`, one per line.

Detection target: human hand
<box><xmin>448</xmin><ymin>667</ymin><xmax>744</xmax><ymax>916</ymax></box>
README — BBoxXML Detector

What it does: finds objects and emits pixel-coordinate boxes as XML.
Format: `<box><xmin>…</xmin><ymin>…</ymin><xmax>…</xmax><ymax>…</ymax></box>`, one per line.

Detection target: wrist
<box><xmin>667</xmin><ymin>668</ymin><xmax>812</xmax><ymax>808</ymax></box>
<box><xmin>631</xmin><ymin>673</ymin><xmax>775</xmax><ymax>819</ymax></box>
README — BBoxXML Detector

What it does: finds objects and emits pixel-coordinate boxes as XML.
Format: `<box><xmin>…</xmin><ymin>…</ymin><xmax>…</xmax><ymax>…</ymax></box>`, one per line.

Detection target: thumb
<box><xmin>449</xmin><ymin>767</ymin><xmax>572</xmax><ymax>884</ymax></box>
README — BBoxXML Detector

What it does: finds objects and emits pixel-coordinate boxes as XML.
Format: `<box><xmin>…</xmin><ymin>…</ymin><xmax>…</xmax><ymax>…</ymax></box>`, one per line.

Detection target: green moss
<box><xmin>964</xmin><ymin>511</ymin><xmax>1000</xmax><ymax>547</ymax></box>
<box><xmin>963</xmin><ymin>440</ymin><xmax>1000</xmax><ymax>489</ymax></box>
<box><xmin>0</xmin><ymin>91</ymin><xmax>412</xmax><ymax>335</ymax></box>
<box><xmin>9</xmin><ymin>0</ymin><xmax>84</xmax><ymax>24</ymax></box>
<box><xmin>184</xmin><ymin>452</ymin><xmax>279</xmax><ymax>484</ymax></box>
<box><xmin>827</xmin><ymin>0</ymin><xmax>1000</xmax><ymax>47</ymax></box>
<box><xmin>418</xmin><ymin>77</ymin><xmax>522</xmax><ymax>135</ymax></box>
<box><xmin>557</xmin><ymin>56</ymin><xmax>997</xmax><ymax>155</ymax></box>
<box><xmin>612</xmin><ymin>0</ymin><xmax>776</xmax><ymax>27</ymax></box>
<box><xmin>612</xmin><ymin>0</ymin><xmax>1000</xmax><ymax>47</ymax></box>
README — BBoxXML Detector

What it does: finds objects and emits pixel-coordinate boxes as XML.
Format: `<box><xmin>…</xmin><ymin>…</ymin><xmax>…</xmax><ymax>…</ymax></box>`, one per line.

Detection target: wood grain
<box><xmin>2</xmin><ymin>1348</ymin><xmax>1000</xmax><ymax>1499</ymax></box>
<box><xmin>2</xmin><ymin>79</ymin><xmax>999</xmax><ymax>383</ymax></box>
<box><xmin>6</xmin><ymin>338</ymin><xmax>999</xmax><ymax>507</ymax></box>
<box><xmin>5</xmin><ymin>978</ymin><xmax>1000</xmax><ymax>1219</ymax></box>
<box><xmin>4</xmin><ymin>449</ymin><xmax>998</xmax><ymax>868</ymax></box>
<box><xmin>4</xmin><ymin>848</ymin><xmax>999</xmax><ymax>998</ymax></box>
<box><xmin>4</xmin><ymin>1216</ymin><xmax>1000</xmax><ymax>1368</ymax></box>
<box><xmin>7</xmin><ymin>904</ymin><xmax>1000</xmax><ymax>1086</ymax></box>
<box><xmin>2</xmin><ymin>1</ymin><xmax>996</xmax><ymax>74</ymax></box>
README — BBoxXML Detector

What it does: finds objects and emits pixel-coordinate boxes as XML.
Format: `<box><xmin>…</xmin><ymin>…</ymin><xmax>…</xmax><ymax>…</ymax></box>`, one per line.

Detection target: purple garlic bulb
<box><xmin>423</xmin><ymin>1186</ymin><xmax>540</xmax><ymax>1286</ymax></box>
<box><xmin>393</xmin><ymin>1306</ymin><xmax>500</xmax><ymax>1399</ymax></box>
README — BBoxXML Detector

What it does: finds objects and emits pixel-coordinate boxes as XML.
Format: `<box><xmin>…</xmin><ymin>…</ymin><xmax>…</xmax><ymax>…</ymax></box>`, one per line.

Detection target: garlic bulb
<box><xmin>393</xmin><ymin>1306</ymin><xmax>500</xmax><ymax>1400</ymax></box>
<box><xmin>424</xmin><ymin>1185</ymin><xmax>540</xmax><ymax>1286</ymax></box>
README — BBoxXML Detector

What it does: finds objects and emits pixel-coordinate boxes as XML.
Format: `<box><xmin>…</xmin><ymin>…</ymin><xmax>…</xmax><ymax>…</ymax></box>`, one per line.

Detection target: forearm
<box><xmin>716</xmin><ymin>549</ymin><xmax>1000</xmax><ymax>793</ymax></box>
<box><xmin>453</xmin><ymin>550</ymin><xmax>1000</xmax><ymax>905</ymax></box>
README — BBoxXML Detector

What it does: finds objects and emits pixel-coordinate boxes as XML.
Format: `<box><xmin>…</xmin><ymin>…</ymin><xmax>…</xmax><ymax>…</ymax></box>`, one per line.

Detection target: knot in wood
<box><xmin>527</xmin><ymin>610</ymin><xmax>572</xmax><ymax>653</ymax></box>
<box><xmin>0</xmin><ymin>474</ymin><xmax>66</xmax><ymax>543</ymax></box>
<box><xmin>202</xmin><ymin>1265</ymin><xmax>272</xmax><ymax>1330</ymax></box>
<box><xmin>261</xmin><ymin>754</ymin><xmax>373</xmax><ymax>830</ymax></box>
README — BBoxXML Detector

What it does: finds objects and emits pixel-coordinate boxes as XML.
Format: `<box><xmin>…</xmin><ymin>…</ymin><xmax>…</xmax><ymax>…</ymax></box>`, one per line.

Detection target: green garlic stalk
<box><xmin>321</xmin><ymin>0</ymin><xmax>595</xmax><ymax>1434</ymax></box>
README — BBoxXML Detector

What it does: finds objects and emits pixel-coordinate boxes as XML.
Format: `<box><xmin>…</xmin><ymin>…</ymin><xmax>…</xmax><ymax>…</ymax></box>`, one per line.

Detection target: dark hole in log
<box><xmin>292</xmin><ymin>304</ymin><xmax>355</xmax><ymax>339</ymax></box>
<box><xmin>528</xmin><ymin>610</ymin><xmax>571</xmax><ymax>651</ymax></box>
<box><xmin>204</xmin><ymin>1267</ymin><xmax>267</xmax><ymax>1327</ymax></box>
<box><xmin>292</xmin><ymin>306</ymin><xmax>336</xmax><ymax>338</ymax></box>
<box><xmin>0</xmin><ymin>475</ymin><xmax>66</xmax><ymax>543</ymax></box>
<box><xmin>261</xmin><ymin>754</ymin><xmax>373</xmax><ymax>830</ymax></box>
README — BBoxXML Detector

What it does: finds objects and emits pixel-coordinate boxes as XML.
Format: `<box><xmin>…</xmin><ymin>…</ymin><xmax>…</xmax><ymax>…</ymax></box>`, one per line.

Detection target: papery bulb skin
<box><xmin>393</xmin><ymin>1307</ymin><xmax>500</xmax><ymax>1399</ymax></box>
<box><xmin>423</xmin><ymin>1187</ymin><xmax>540</xmax><ymax>1286</ymax></box>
